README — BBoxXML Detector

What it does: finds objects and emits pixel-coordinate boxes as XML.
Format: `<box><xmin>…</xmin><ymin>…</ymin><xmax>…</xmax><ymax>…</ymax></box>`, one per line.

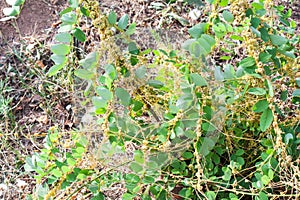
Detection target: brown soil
<box><xmin>0</xmin><ymin>0</ymin><xmax>67</xmax><ymax>53</ymax></box>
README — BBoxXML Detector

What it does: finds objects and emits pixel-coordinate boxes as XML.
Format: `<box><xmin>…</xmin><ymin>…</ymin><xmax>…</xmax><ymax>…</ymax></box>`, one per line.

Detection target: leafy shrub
<box><xmin>25</xmin><ymin>0</ymin><xmax>299</xmax><ymax>199</ymax></box>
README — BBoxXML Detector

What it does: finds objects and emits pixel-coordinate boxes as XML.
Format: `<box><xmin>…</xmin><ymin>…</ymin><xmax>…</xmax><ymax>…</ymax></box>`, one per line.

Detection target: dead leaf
<box><xmin>36</xmin><ymin>115</ymin><xmax>48</xmax><ymax>124</ymax></box>
<box><xmin>36</xmin><ymin>60</ymin><xmax>45</xmax><ymax>69</ymax></box>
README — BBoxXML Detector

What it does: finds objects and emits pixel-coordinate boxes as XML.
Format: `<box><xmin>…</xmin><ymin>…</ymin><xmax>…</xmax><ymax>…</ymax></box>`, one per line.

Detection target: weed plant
<box><xmin>24</xmin><ymin>0</ymin><xmax>299</xmax><ymax>199</ymax></box>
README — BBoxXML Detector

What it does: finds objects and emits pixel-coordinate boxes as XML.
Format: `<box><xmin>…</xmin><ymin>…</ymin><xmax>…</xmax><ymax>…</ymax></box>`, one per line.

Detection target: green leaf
<box><xmin>189</xmin><ymin>41</ymin><xmax>202</xmax><ymax>57</ymax></box>
<box><xmin>212</xmin><ymin>22</ymin><xmax>227</xmax><ymax>38</ymax></box>
<box><xmin>186</xmin><ymin>0</ymin><xmax>204</xmax><ymax>6</ymax></box>
<box><xmin>76</xmin><ymin>146</ymin><xmax>85</xmax><ymax>154</ymax></box>
<box><xmin>278</xmin><ymin>50</ymin><xmax>296</xmax><ymax>59</ymax></box>
<box><xmin>147</xmin><ymin>80</ymin><xmax>164</xmax><ymax>89</ymax></box>
<box><xmin>188</xmin><ymin>23</ymin><xmax>209</xmax><ymax>38</ymax></box>
<box><xmin>69</xmin><ymin>0</ymin><xmax>79</xmax><ymax>8</ymax></box>
<box><xmin>128</xmin><ymin>42</ymin><xmax>139</xmax><ymax>55</ymax></box>
<box><xmin>130</xmin><ymin>162</ymin><xmax>143</xmax><ymax>173</ymax></box>
<box><xmin>51</xmin><ymin>168</ymin><xmax>62</xmax><ymax>178</ymax></box>
<box><xmin>280</xmin><ymin>90</ymin><xmax>288</xmax><ymax>101</ymax></box>
<box><xmin>66</xmin><ymin>173</ymin><xmax>76</xmax><ymax>182</ymax></box>
<box><xmin>55</xmin><ymin>33</ymin><xmax>72</xmax><ymax>43</ymax></box>
<box><xmin>182</xmin><ymin>151</ymin><xmax>194</xmax><ymax>159</ymax></box>
<box><xmin>24</xmin><ymin>157</ymin><xmax>36</xmax><ymax>171</ymax></box>
<box><xmin>37</xmin><ymin>184</ymin><xmax>49</xmax><ymax>198</ymax></box>
<box><xmin>79</xmin><ymin>52</ymin><xmax>99</xmax><ymax>69</ymax></box>
<box><xmin>259</xmin><ymin>52</ymin><xmax>272</xmax><ymax>63</ymax></box>
<box><xmin>268</xmin><ymin>169</ymin><xmax>274</xmax><ymax>179</ymax></box>
<box><xmin>230</xmin><ymin>35</ymin><xmax>244</xmax><ymax>41</ymax></box>
<box><xmin>108</xmin><ymin>11</ymin><xmax>117</xmax><ymax>25</ymax></box>
<box><xmin>202</xmin><ymin>123</ymin><xmax>216</xmax><ymax>132</ymax></box>
<box><xmin>205</xmin><ymin>191</ymin><xmax>216</xmax><ymax>200</ymax></box>
<box><xmin>96</xmin><ymin>87</ymin><xmax>113</xmax><ymax>101</ymax></box>
<box><xmin>92</xmin><ymin>97</ymin><xmax>108</xmax><ymax>109</ymax></box>
<box><xmin>239</xmin><ymin>57</ymin><xmax>256</xmax><ymax>68</ymax></box>
<box><xmin>134</xmin><ymin>150</ymin><xmax>144</xmax><ymax>164</ymax></box>
<box><xmin>259</xmin><ymin>192</ymin><xmax>268</xmax><ymax>200</ymax></box>
<box><xmin>118</xmin><ymin>14</ymin><xmax>129</xmax><ymax>30</ymax></box>
<box><xmin>61</xmin><ymin>166</ymin><xmax>71</xmax><ymax>173</ymax></box>
<box><xmin>197</xmin><ymin>37</ymin><xmax>211</xmax><ymax>55</ymax></box>
<box><xmin>235</xmin><ymin>149</ymin><xmax>244</xmax><ymax>156</ymax></box>
<box><xmin>135</xmin><ymin>66</ymin><xmax>147</xmax><ymax>79</ymax></box>
<box><xmin>214</xmin><ymin>65</ymin><xmax>224</xmax><ymax>81</ymax></box>
<box><xmin>236</xmin><ymin>157</ymin><xmax>245</xmax><ymax>166</ymax></box>
<box><xmin>115</xmin><ymin>87</ymin><xmax>131</xmax><ymax>106</ymax></box>
<box><xmin>261</xmin><ymin>175</ymin><xmax>270</xmax><ymax>185</ymax></box>
<box><xmin>50</xmin><ymin>55</ymin><xmax>67</xmax><ymax>65</ymax></box>
<box><xmin>142</xmin><ymin>176</ymin><xmax>155</xmax><ymax>184</ymax></box>
<box><xmin>47</xmin><ymin>64</ymin><xmax>65</xmax><ymax>76</ymax></box>
<box><xmin>266</xmin><ymin>79</ymin><xmax>274</xmax><ymax>97</ymax></box>
<box><xmin>130</xmin><ymin>55</ymin><xmax>138</xmax><ymax>66</ymax></box>
<box><xmin>253</xmin><ymin>99</ymin><xmax>269</xmax><ymax>113</ymax></box>
<box><xmin>223</xmin><ymin>64</ymin><xmax>235</xmax><ymax>79</ymax></box>
<box><xmin>74</xmin><ymin>69</ymin><xmax>95</xmax><ymax>80</ymax></box>
<box><xmin>59</xmin><ymin>7</ymin><xmax>73</xmax><ymax>16</ymax></box>
<box><xmin>251</xmin><ymin>26</ymin><xmax>261</xmax><ymax>37</ymax></box>
<box><xmin>251</xmin><ymin>17</ymin><xmax>261</xmax><ymax>28</ymax></box>
<box><xmin>219</xmin><ymin>0</ymin><xmax>229</xmax><ymax>6</ymax></box>
<box><xmin>292</xmin><ymin>89</ymin><xmax>300</xmax><ymax>97</ymax></box>
<box><xmin>3</xmin><ymin>6</ymin><xmax>20</xmax><ymax>16</ymax></box>
<box><xmin>6</xmin><ymin>0</ymin><xmax>25</xmax><ymax>6</ymax></box>
<box><xmin>199</xmin><ymin>137</ymin><xmax>215</xmax><ymax>156</ymax></box>
<box><xmin>252</xmin><ymin>2</ymin><xmax>264</xmax><ymax>9</ymax></box>
<box><xmin>260</xmin><ymin>27</ymin><xmax>269</xmax><ymax>42</ymax></box>
<box><xmin>73</xmin><ymin>28</ymin><xmax>86</xmax><ymax>42</ymax></box>
<box><xmin>206</xmin><ymin>0</ymin><xmax>216</xmax><ymax>4</ymax></box>
<box><xmin>260</xmin><ymin>108</ymin><xmax>273</xmax><ymax>132</ymax></box>
<box><xmin>284</xmin><ymin>133</ymin><xmax>293</xmax><ymax>144</ymax></box>
<box><xmin>248</xmin><ymin>87</ymin><xmax>266</xmax><ymax>96</ymax></box>
<box><xmin>91</xmin><ymin>193</ymin><xmax>105</xmax><ymax>200</ymax></box>
<box><xmin>201</xmin><ymin>34</ymin><xmax>216</xmax><ymax>47</ymax></box>
<box><xmin>58</xmin><ymin>24</ymin><xmax>74</xmax><ymax>32</ymax></box>
<box><xmin>61</xmin><ymin>12</ymin><xmax>77</xmax><ymax>24</ymax></box>
<box><xmin>126</xmin><ymin>23</ymin><xmax>136</xmax><ymax>36</ymax></box>
<box><xmin>222</xmin><ymin>167</ymin><xmax>232</xmax><ymax>181</ymax></box>
<box><xmin>67</xmin><ymin>157</ymin><xmax>76</xmax><ymax>166</ymax></box>
<box><xmin>51</xmin><ymin>44</ymin><xmax>70</xmax><ymax>55</ymax></box>
<box><xmin>229</xmin><ymin>193</ymin><xmax>239</xmax><ymax>200</ymax></box>
<box><xmin>80</xmin><ymin>6</ymin><xmax>89</xmax><ymax>17</ymax></box>
<box><xmin>104</xmin><ymin>64</ymin><xmax>117</xmax><ymax>80</ymax></box>
<box><xmin>122</xmin><ymin>193</ymin><xmax>136</xmax><ymax>200</ymax></box>
<box><xmin>88</xmin><ymin>183</ymin><xmax>99</xmax><ymax>194</ymax></box>
<box><xmin>296</xmin><ymin>78</ymin><xmax>300</xmax><ymax>87</ymax></box>
<box><xmin>222</xmin><ymin>10</ymin><xmax>234</xmax><ymax>22</ymax></box>
<box><xmin>220</xmin><ymin>55</ymin><xmax>231</xmax><ymax>60</ymax></box>
<box><xmin>132</xmin><ymin>100</ymin><xmax>144</xmax><ymax>111</ymax></box>
<box><xmin>190</xmin><ymin>73</ymin><xmax>207</xmax><ymax>86</ymax></box>
<box><xmin>176</xmin><ymin>93</ymin><xmax>193</xmax><ymax>110</ymax></box>
<box><xmin>182</xmin><ymin>39</ymin><xmax>195</xmax><ymax>50</ymax></box>
<box><xmin>270</xmin><ymin>34</ymin><xmax>287</xmax><ymax>46</ymax></box>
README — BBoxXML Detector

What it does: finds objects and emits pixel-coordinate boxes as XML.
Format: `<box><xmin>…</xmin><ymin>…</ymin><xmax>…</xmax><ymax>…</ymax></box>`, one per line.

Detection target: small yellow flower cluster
<box><xmin>230</xmin><ymin>0</ymin><xmax>248</xmax><ymax>26</ymax></box>
<box><xmin>83</xmin><ymin>0</ymin><xmax>110</xmax><ymax>38</ymax></box>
